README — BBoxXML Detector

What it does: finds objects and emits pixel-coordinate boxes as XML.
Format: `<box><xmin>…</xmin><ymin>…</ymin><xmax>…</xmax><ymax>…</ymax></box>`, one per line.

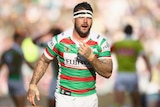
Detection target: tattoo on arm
<box><xmin>90</xmin><ymin>57</ymin><xmax>113</xmax><ymax>78</ymax></box>
<box><xmin>30</xmin><ymin>54</ymin><xmax>51</xmax><ymax>84</ymax></box>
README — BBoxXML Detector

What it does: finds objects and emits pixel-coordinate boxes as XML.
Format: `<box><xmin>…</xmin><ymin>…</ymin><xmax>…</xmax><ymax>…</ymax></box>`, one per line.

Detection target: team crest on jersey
<box><xmin>64</xmin><ymin>46</ymin><xmax>70</xmax><ymax>52</ymax></box>
<box><xmin>62</xmin><ymin>44</ymin><xmax>71</xmax><ymax>52</ymax></box>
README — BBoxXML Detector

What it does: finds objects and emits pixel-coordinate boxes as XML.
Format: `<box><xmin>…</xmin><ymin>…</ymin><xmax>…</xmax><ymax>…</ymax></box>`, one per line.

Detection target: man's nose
<box><xmin>83</xmin><ymin>17</ymin><xmax>87</xmax><ymax>22</ymax></box>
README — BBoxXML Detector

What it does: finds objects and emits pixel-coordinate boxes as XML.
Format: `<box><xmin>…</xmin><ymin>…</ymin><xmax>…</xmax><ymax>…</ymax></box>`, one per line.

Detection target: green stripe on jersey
<box><xmin>61</xmin><ymin>66</ymin><xmax>96</xmax><ymax>77</ymax></box>
<box><xmin>60</xmin><ymin>79</ymin><xmax>95</xmax><ymax>90</ymax></box>
<box><xmin>45</xmin><ymin>29</ymin><xmax>111</xmax><ymax>96</ymax></box>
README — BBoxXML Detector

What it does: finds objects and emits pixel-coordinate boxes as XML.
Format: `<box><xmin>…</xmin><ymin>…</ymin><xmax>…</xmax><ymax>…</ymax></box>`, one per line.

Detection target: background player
<box><xmin>0</xmin><ymin>28</ymin><xmax>34</xmax><ymax>107</ymax></box>
<box><xmin>111</xmin><ymin>24</ymin><xmax>151</xmax><ymax>107</ymax></box>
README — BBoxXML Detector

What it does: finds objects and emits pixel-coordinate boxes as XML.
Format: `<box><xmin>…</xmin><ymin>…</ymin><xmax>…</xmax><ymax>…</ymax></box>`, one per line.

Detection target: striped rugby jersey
<box><xmin>111</xmin><ymin>38</ymin><xmax>144</xmax><ymax>72</ymax></box>
<box><xmin>1</xmin><ymin>43</ymin><xmax>24</xmax><ymax>80</ymax></box>
<box><xmin>44</xmin><ymin>28</ymin><xmax>111</xmax><ymax>96</ymax></box>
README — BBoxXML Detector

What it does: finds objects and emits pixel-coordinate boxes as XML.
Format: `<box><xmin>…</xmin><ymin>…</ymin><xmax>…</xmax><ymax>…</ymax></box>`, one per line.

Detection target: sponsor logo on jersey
<box><xmin>64</xmin><ymin>53</ymin><xmax>91</xmax><ymax>69</ymax></box>
<box><xmin>48</xmin><ymin>40</ymin><xmax>54</xmax><ymax>49</ymax></box>
<box><xmin>102</xmin><ymin>42</ymin><xmax>110</xmax><ymax>52</ymax></box>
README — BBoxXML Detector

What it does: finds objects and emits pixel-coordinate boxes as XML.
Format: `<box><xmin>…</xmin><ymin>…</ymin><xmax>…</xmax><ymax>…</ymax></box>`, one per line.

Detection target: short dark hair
<box><xmin>48</xmin><ymin>27</ymin><xmax>62</xmax><ymax>36</ymax></box>
<box><xmin>13</xmin><ymin>31</ymin><xmax>20</xmax><ymax>41</ymax></box>
<box><xmin>73</xmin><ymin>2</ymin><xmax>93</xmax><ymax>13</ymax></box>
<box><xmin>124</xmin><ymin>24</ymin><xmax>133</xmax><ymax>35</ymax></box>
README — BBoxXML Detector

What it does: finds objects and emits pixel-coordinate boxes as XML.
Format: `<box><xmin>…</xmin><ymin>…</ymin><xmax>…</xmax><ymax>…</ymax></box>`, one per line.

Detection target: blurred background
<box><xmin>0</xmin><ymin>0</ymin><xmax>160</xmax><ymax>107</ymax></box>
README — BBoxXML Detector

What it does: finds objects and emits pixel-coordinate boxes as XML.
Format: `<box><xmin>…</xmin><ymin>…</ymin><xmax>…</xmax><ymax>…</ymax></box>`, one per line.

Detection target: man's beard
<box><xmin>74</xmin><ymin>24</ymin><xmax>91</xmax><ymax>38</ymax></box>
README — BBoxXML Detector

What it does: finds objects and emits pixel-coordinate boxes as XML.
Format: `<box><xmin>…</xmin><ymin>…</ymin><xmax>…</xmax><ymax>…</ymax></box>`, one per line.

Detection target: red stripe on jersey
<box><xmin>59</xmin><ymin>51</ymin><xmax>63</xmax><ymax>57</ymax></box>
<box><xmin>46</xmin><ymin>48</ymin><xmax>53</xmax><ymax>57</ymax></box>
<box><xmin>53</xmin><ymin>47</ymin><xmax>59</xmax><ymax>54</ymax></box>
<box><xmin>61</xmin><ymin>38</ymin><xmax>75</xmax><ymax>44</ymax></box>
<box><xmin>86</xmin><ymin>40</ymin><xmax>97</xmax><ymax>46</ymax></box>
<box><xmin>60</xmin><ymin>74</ymin><xmax>95</xmax><ymax>82</ymax></box>
<box><xmin>60</xmin><ymin>86</ymin><xmax>95</xmax><ymax>94</ymax></box>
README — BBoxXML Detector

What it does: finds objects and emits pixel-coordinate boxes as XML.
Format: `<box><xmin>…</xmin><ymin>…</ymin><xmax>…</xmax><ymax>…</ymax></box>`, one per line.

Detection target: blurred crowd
<box><xmin>0</xmin><ymin>0</ymin><xmax>160</xmax><ymax>107</ymax></box>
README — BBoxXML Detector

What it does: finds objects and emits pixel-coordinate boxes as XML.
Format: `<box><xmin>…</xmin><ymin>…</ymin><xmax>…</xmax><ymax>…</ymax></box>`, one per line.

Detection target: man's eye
<box><xmin>87</xmin><ymin>17</ymin><xmax>92</xmax><ymax>19</ymax></box>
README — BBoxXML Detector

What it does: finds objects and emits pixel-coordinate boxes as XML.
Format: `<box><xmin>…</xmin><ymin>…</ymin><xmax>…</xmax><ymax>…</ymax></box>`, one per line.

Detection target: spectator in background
<box><xmin>33</xmin><ymin>26</ymin><xmax>63</xmax><ymax>107</ymax></box>
<box><xmin>111</xmin><ymin>24</ymin><xmax>151</xmax><ymax>107</ymax></box>
<box><xmin>145</xmin><ymin>28</ymin><xmax>160</xmax><ymax>107</ymax></box>
<box><xmin>0</xmin><ymin>28</ymin><xmax>34</xmax><ymax>107</ymax></box>
<box><xmin>146</xmin><ymin>60</ymin><xmax>160</xmax><ymax>107</ymax></box>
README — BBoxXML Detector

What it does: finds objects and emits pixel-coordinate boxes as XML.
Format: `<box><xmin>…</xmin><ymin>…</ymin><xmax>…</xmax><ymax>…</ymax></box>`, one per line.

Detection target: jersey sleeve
<box><xmin>44</xmin><ymin>36</ymin><xmax>58</xmax><ymax>60</ymax></box>
<box><xmin>98</xmin><ymin>38</ymin><xmax>111</xmax><ymax>58</ymax></box>
<box><xmin>136</xmin><ymin>40</ymin><xmax>145</xmax><ymax>55</ymax></box>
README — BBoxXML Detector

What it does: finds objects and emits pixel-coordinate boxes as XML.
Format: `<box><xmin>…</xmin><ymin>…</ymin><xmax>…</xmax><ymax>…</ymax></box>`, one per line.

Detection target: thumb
<box><xmin>35</xmin><ymin>90</ymin><xmax>40</xmax><ymax>101</ymax></box>
<box><xmin>36</xmin><ymin>94</ymin><xmax>40</xmax><ymax>101</ymax></box>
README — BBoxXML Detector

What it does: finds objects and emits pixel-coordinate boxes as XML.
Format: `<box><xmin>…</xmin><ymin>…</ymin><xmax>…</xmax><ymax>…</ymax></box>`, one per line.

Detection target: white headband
<box><xmin>73</xmin><ymin>10</ymin><xmax>93</xmax><ymax>18</ymax></box>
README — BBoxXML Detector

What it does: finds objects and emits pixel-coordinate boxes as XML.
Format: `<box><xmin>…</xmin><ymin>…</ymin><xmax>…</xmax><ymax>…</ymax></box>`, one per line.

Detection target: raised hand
<box><xmin>78</xmin><ymin>42</ymin><xmax>95</xmax><ymax>61</ymax></box>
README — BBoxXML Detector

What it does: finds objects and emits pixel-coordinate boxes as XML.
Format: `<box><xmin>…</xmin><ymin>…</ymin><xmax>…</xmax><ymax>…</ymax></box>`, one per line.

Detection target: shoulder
<box><xmin>90</xmin><ymin>31</ymin><xmax>108</xmax><ymax>43</ymax></box>
<box><xmin>1</xmin><ymin>48</ymin><xmax>14</xmax><ymax>60</ymax></box>
<box><xmin>3</xmin><ymin>48</ymin><xmax>15</xmax><ymax>55</ymax></box>
<box><xmin>54</xmin><ymin>28</ymin><xmax>73</xmax><ymax>42</ymax></box>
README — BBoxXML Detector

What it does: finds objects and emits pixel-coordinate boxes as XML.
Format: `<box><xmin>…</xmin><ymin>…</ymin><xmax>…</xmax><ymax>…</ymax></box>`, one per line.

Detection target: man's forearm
<box><xmin>89</xmin><ymin>57</ymin><xmax>113</xmax><ymax>78</ymax></box>
<box><xmin>30</xmin><ymin>54</ymin><xmax>50</xmax><ymax>85</ymax></box>
<box><xmin>78</xmin><ymin>42</ymin><xmax>113</xmax><ymax>78</ymax></box>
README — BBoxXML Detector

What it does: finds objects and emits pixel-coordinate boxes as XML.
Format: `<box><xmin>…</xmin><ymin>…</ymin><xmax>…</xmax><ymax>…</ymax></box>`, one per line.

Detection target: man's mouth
<box><xmin>82</xmin><ymin>25</ymin><xmax>88</xmax><ymax>28</ymax></box>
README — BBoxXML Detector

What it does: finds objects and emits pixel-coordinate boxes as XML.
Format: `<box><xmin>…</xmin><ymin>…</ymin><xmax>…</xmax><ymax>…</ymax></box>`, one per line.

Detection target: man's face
<box><xmin>74</xmin><ymin>12</ymin><xmax>92</xmax><ymax>38</ymax></box>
